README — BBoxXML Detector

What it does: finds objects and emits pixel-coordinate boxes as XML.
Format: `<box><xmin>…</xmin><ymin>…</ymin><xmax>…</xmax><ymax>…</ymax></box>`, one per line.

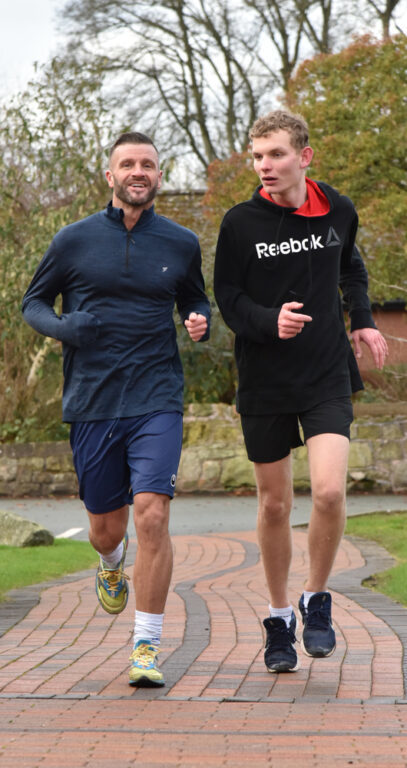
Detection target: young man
<box><xmin>214</xmin><ymin>110</ymin><xmax>387</xmax><ymax>673</ymax></box>
<box><xmin>22</xmin><ymin>132</ymin><xmax>210</xmax><ymax>687</ymax></box>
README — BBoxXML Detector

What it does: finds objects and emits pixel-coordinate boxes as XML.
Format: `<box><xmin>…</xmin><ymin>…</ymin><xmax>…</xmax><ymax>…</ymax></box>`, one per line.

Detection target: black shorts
<box><xmin>240</xmin><ymin>397</ymin><xmax>353</xmax><ymax>463</ymax></box>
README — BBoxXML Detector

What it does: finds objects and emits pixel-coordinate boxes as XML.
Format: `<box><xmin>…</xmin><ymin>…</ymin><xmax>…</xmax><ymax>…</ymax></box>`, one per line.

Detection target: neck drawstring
<box><xmin>304</xmin><ymin>218</ymin><xmax>313</xmax><ymax>305</ymax></box>
<box><xmin>262</xmin><ymin>208</ymin><xmax>313</xmax><ymax>308</ymax></box>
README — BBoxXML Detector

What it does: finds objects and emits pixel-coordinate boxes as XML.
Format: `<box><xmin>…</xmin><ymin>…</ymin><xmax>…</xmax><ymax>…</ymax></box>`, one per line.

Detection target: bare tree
<box><xmin>245</xmin><ymin>0</ymin><xmax>313</xmax><ymax>90</ymax></box>
<box><xmin>61</xmin><ymin>0</ymin><xmax>270</xmax><ymax>174</ymax></box>
<box><xmin>364</xmin><ymin>0</ymin><xmax>405</xmax><ymax>37</ymax></box>
<box><xmin>59</xmin><ymin>0</ymin><xmax>405</xmax><ymax>176</ymax></box>
<box><xmin>302</xmin><ymin>0</ymin><xmax>334</xmax><ymax>53</ymax></box>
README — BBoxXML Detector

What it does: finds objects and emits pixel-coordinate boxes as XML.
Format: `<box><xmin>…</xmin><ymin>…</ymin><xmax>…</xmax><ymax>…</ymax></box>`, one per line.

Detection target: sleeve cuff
<box><xmin>350</xmin><ymin>310</ymin><xmax>376</xmax><ymax>332</ymax></box>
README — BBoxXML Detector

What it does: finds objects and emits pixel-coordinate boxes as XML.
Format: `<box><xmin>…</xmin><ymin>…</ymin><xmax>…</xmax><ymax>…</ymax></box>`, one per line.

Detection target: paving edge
<box><xmin>331</xmin><ymin>534</ymin><xmax>407</xmax><ymax>695</ymax></box>
<box><xmin>1</xmin><ymin>692</ymin><xmax>407</xmax><ymax>705</ymax></box>
<box><xmin>0</xmin><ymin>568</ymin><xmax>96</xmax><ymax>638</ymax></box>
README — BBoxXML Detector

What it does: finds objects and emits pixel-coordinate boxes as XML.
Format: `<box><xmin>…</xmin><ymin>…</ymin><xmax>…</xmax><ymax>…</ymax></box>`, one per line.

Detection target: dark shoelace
<box><xmin>304</xmin><ymin>608</ymin><xmax>331</xmax><ymax>629</ymax></box>
<box><xmin>266</xmin><ymin>624</ymin><xmax>297</xmax><ymax>652</ymax></box>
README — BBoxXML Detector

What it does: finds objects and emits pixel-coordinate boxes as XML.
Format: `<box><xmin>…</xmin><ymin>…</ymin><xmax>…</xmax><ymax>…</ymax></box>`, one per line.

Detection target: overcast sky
<box><xmin>1</xmin><ymin>0</ymin><xmax>65</xmax><ymax>98</ymax></box>
<box><xmin>2</xmin><ymin>0</ymin><xmax>406</xmax><ymax>100</ymax></box>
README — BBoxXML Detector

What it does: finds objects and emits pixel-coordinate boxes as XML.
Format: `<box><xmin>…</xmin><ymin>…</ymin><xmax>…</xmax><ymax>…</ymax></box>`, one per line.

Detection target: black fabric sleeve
<box><xmin>214</xmin><ymin>220</ymin><xmax>280</xmax><ymax>342</ymax></box>
<box><xmin>339</xmin><ymin>214</ymin><xmax>376</xmax><ymax>332</ymax></box>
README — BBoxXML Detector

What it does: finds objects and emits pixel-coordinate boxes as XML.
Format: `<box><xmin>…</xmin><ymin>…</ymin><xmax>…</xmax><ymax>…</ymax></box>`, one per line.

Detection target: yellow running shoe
<box><xmin>95</xmin><ymin>532</ymin><xmax>129</xmax><ymax>614</ymax></box>
<box><xmin>129</xmin><ymin>640</ymin><xmax>164</xmax><ymax>687</ymax></box>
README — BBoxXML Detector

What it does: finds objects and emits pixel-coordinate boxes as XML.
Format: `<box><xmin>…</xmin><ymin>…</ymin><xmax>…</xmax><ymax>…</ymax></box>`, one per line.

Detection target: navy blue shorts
<box><xmin>70</xmin><ymin>411</ymin><xmax>183</xmax><ymax>514</ymax></box>
<box><xmin>241</xmin><ymin>397</ymin><xmax>353</xmax><ymax>463</ymax></box>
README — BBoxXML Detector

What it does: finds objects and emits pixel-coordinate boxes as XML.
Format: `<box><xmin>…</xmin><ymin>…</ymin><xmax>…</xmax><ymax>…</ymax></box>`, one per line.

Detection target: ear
<box><xmin>157</xmin><ymin>169</ymin><xmax>163</xmax><ymax>191</ymax></box>
<box><xmin>300</xmin><ymin>146</ymin><xmax>313</xmax><ymax>169</ymax></box>
<box><xmin>105</xmin><ymin>169</ymin><xmax>114</xmax><ymax>189</ymax></box>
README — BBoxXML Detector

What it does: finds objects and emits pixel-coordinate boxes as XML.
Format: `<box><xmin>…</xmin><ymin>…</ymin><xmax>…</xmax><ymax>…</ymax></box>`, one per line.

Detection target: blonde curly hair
<box><xmin>249</xmin><ymin>109</ymin><xmax>309</xmax><ymax>151</ymax></box>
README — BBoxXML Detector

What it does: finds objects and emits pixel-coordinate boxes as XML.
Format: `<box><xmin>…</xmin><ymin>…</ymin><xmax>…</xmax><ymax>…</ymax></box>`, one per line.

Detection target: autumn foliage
<box><xmin>287</xmin><ymin>34</ymin><xmax>407</xmax><ymax>303</ymax></box>
<box><xmin>204</xmin><ymin>36</ymin><xmax>407</xmax><ymax>304</ymax></box>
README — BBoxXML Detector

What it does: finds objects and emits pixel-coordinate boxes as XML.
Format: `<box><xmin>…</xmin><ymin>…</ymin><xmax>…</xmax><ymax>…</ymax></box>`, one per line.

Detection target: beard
<box><xmin>114</xmin><ymin>180</ymin><xmax>159</xmax><ymax>208</ymax></box>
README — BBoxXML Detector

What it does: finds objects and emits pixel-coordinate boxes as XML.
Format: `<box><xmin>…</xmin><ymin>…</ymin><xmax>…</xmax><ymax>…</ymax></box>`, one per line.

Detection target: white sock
<box><xmin>134</xmin><ymin>610</ymin><xmax>164</xmax><ymax>647</ymax></box>
<box><xmin>269</xmin><ymin>604</ymin><xmax>294</xmax><ymax>628</ymax></box>
<box><xmin>97</xmin><ymin>540</ymin><xmax>124</xmax><ymax>569</ymax></box>
<box><xmin>302</xmin><ymin>590</ymin><xmax>317</xmax><ymax>611</ymax></box>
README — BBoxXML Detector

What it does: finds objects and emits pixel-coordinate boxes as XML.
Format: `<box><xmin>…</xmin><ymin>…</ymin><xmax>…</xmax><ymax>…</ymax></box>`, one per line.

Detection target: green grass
<box><xmin>1</xmin><ymin>511</ymin><xmax>406</xmax><ymax>608</ymax></box>
<box><xmin>0</xmin><ymin>539</ymin><xmax>98</xmax><ymax>603</ymax></box>
<box><xmin>345</xmin><ymin>510</ymin><xmax>407</xmax><ymax>606</ymax></box>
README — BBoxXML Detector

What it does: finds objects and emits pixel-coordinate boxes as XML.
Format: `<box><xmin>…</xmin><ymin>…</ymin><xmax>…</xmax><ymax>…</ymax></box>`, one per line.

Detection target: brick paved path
<box><xmin>1</xmin><ymin>528</ymin><xmax>407</xmax><ymax>766</ymax></box>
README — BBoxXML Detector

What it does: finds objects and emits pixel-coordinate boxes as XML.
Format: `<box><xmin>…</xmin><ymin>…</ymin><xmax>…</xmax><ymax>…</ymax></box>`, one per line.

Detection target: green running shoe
<box><xmin>95</xmin><ymin>532</ymin><xmax>129</xmax><ymax>614</ymax></box>
<box><xmin>129</xmin><ymin>640</ymin><xmax>164</xmax><ymax>687</ymax></box>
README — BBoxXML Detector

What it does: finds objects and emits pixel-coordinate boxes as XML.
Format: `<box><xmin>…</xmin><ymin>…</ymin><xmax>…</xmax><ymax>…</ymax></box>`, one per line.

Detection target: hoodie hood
<box><xmin>258</xmin><ymin>177</ymin><xmax>331</xmax><ymax>217</ymax></box>
<box><xmin>253</xmin><ymin>179</ymin><xmax>346</xmax><ymax>217</ymax></box>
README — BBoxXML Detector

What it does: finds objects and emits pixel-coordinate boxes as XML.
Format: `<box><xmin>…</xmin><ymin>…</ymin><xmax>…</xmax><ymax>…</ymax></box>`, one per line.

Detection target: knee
<box><xmin>88</xmin><ymin>510</ymin><xmax>127</xmax><ymax>553</ymax></box>
<box><xmin>313</xmin><ymin>483</ymin><xmax>345</xmax><ymax>514</ymax></box>
<box><xmin>258</xmin><ymin>492</ymin><xmax>291</xmax><ymax>525</ymax></box>
<box><xmin>134</xmin><ymin>495</ymin><xmax>169</xmax><ymax>542</ymax></box>
<box><xmin>89</xmin><ymin>528</ymin><xmax>119</xmax><ymax>553</ymax></box>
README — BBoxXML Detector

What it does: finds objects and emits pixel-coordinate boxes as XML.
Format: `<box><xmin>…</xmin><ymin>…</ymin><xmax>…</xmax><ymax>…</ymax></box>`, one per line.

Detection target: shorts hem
<box><xmin>132</xmin><ymin>486</ymin><xmax>176</xmax><ymax>499</ymax></box>
<box><xmin>85</xmin><ymin>498</ymin><xmax>133</xmax><ymax>515</ymax></box>
<box><xmin>247</xmin><ymin>449</ymin><xmax>292</xmax><ymax>464</ymax></box>
<box><xmin>304</xmin><ymin>429</ymin><xmax>351</xmax><ymax>442</ymax></box>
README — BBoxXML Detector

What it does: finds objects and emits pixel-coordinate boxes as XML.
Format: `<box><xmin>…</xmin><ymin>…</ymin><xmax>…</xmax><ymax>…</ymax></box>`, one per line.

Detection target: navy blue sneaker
<box><xmin>299</xmin><ymin>591</ymin><xmax>336</xmax><ymax>658</ymax></box>
<box><xmin>263</xmin><ymin>612</ymin><xmax>300</xmax><ymax>673</ymax></box>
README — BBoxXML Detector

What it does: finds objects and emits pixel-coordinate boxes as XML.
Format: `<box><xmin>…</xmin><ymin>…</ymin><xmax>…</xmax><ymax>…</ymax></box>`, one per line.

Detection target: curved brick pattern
<box><xmin>1</xmin><ymin>528</ymin><xmax>407</xmax><ymax>766</ymax></box>
<box><xmin>0</xmin><ymin>530</ymin><xmax>405</xmax><ymax>703</ymax></box>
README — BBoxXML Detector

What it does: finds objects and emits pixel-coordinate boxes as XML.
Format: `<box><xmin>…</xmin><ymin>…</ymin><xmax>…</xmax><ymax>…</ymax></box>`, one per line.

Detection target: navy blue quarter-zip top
<box><xmin>22</xmin><ymin>202</ymin><xmax>210</xmax><ymax>422</ymax></box>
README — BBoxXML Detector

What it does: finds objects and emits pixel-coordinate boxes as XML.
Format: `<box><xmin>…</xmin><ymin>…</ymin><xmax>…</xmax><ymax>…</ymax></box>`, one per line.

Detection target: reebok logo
<box><xmin>325</xmin><ymin>227</ymin><xmax>341</xmax><ymax>247</ymax></box>
<box><xmin>255</xmin><ymin>229</ymin><xmax>342</xmax><ymax>259</ymax></box>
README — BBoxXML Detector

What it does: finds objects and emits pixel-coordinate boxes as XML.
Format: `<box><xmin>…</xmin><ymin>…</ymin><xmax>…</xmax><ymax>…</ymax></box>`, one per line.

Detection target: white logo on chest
<box><xmin>255</xmin><ymin>234</ymin><xmax>324</xmax><ymax>258</ymax></box>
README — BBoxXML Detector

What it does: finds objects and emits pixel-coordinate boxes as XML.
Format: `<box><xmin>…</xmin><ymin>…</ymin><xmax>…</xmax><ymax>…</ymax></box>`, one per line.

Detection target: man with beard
<box><xmin>22</xmin><ymin>132</ymin><xmax>210</xmax><ymax>687</ymax></box>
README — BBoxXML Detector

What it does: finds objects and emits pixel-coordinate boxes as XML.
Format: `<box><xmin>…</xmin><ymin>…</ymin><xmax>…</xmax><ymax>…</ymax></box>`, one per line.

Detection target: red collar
<box><xmin>259</xmin><ymin>178</ymin><xmax>330</xmax><ymax>217</ymax></box>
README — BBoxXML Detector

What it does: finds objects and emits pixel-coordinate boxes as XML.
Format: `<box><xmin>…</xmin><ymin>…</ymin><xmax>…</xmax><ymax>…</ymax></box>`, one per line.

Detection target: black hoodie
<box><xmin>214</xmin><ymin>181</ymin><xmax>375</xmax><ymax>414</ymax></box>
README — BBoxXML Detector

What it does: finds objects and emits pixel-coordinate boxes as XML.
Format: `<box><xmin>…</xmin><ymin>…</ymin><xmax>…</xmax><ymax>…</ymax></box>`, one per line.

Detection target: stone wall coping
<box><xmin>0</xmin><ymin>404</ymin><xmax>406</xmax><ymax>495</ymax></box>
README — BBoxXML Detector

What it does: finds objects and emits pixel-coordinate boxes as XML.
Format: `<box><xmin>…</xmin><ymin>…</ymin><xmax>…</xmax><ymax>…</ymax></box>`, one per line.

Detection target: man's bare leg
<box><xmin>255</xmin><ymin>455</ymin><xmax>300</xmax><ymax>672</ymax></box>
<box><xmin>87</xmin><ymin>505</ymin><xmax>129</xmax><ymax>555</ymax></box>
<box><xmin>255</xmin><ymin>455</ymin><xmax>293</xmax><ymax>608</ymax></box>
<box><xmin>88</xmin><ymin>505</ymin><xmax>130</xmax><ymax>615</ymax></box>
<box><xmin>305</xmin><ymin>433</ymin><xmax>349</xmax><ymax>592</ymax></box>
<box><xmin>129</xmin><ymin>492</ymin><xmax>172</xmax><ymax>687</ymax></box>
<box><xmin>299</xmin><ymin>432</ymin><xmax>349</xmax><ymax>658</ymax></box>
<box><xmin>132</xmin><ymin>492</ymin><xmax>172</xmax><ymax>614</ymax></box>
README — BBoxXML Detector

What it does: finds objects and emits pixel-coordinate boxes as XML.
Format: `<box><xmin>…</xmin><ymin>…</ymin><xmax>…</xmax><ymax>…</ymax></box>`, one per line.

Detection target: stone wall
<box><xmin>179</xmin><ymin>403</ymin><xmax>407</xmax><ymax>494</ymax></box>
<box><xmin>0</xmin><ymin>403</ymin><xmax>406</xmax><ymax>497</ymax></box>
<box><xmin>0</xmin><ymin>441</ymin><xmax>77</xmax><ymax>497</ymax></box>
